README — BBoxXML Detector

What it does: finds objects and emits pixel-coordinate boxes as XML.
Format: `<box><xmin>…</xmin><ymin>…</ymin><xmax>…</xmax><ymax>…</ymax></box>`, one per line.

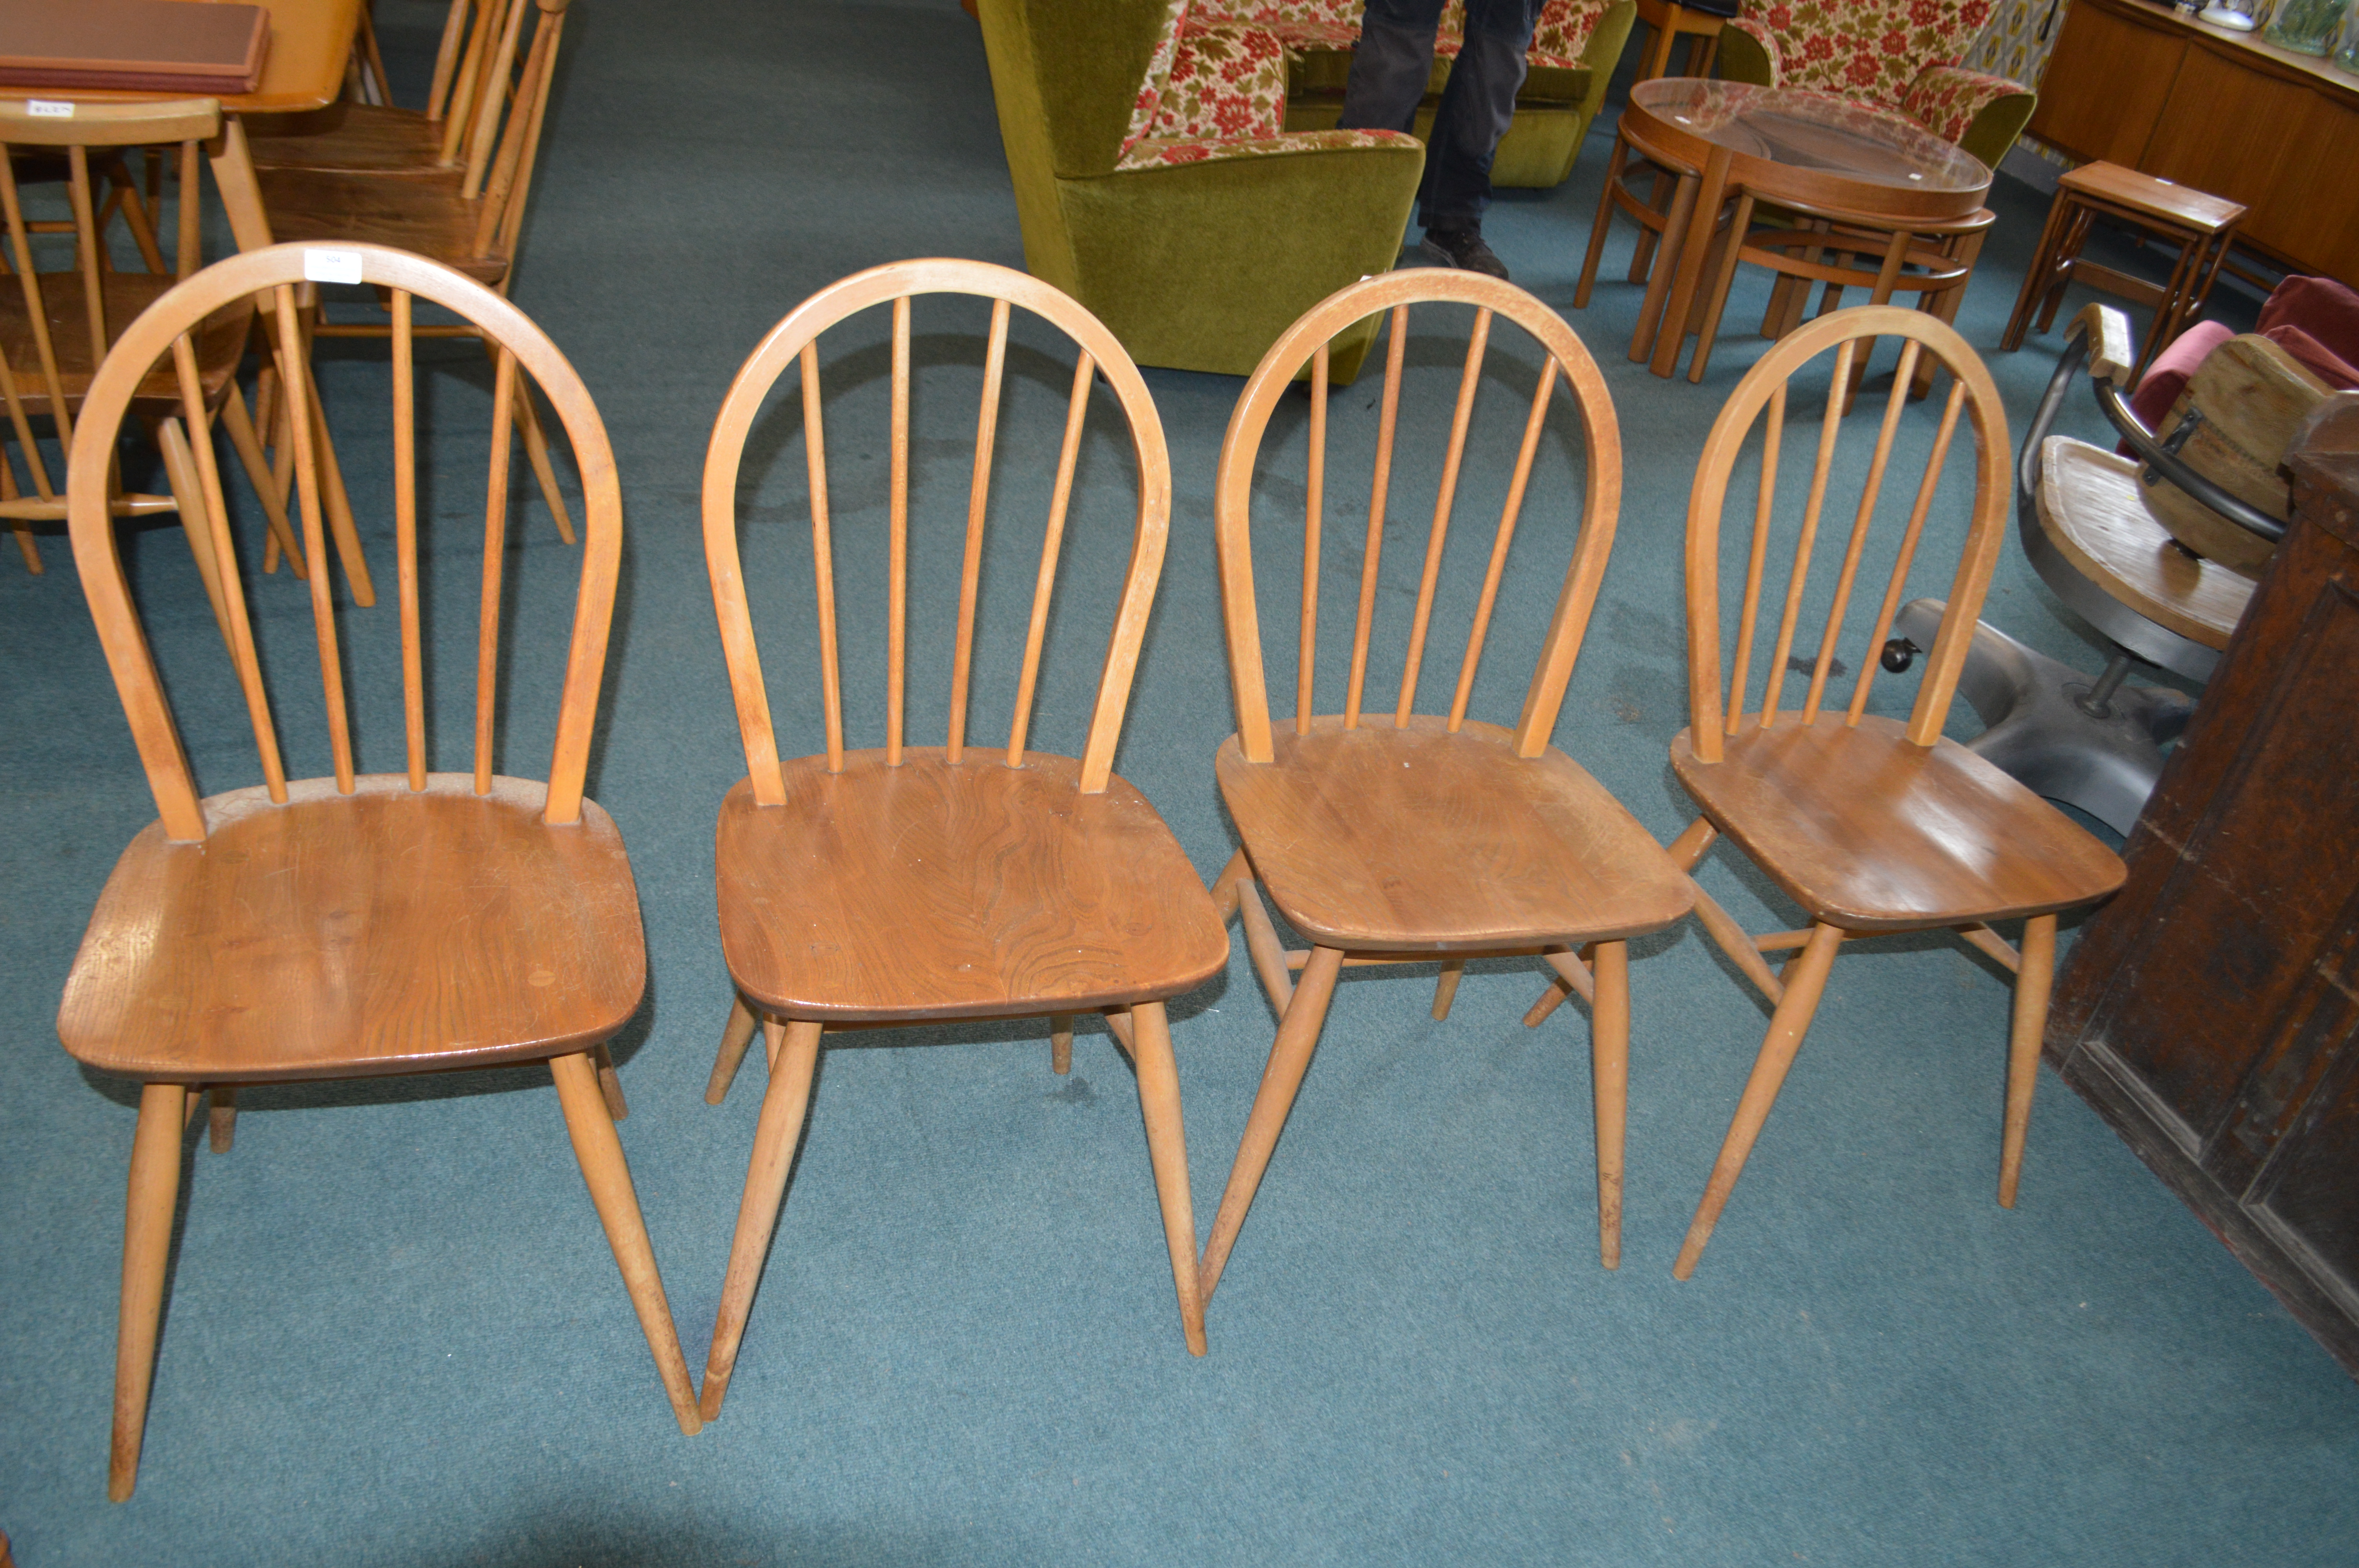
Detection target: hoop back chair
<box><xmin>1199</xmin><ymin>270</ymin><xmax>1692</xmax><ymax>1308</ymax></box>
<box><xmin>58</xmin><ymin>242</ymin><xmax>703</xmax><ymax>1499</ymax></box>
<box><xmin>0</xmin><ymin>99</ymin><xmax>300</xmax><ymax>587</ymax></box>
<box><xmin>696</xmin><ymin>259</ymin><xmax>1227</xmax><ymax>1419</ymax></box>
<box><xmin>1638</xmin><ymin>306</ymin><xmax>2126</xmax><ymax>1279</ymax></box>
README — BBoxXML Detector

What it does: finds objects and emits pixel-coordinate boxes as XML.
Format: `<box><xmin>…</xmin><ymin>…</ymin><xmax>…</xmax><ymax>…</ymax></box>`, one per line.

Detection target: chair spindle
<box><xmin>393</xmin><ymin>290</ymin><xmax>426</xmax><ymax>788</ymax></box>
<box><xmin>474</xmin><ymin>346</ymin><xmax>518</xmax><ymax>794</ymax></box>
<box><xmin>1006</xmin><ymin>350</ymin><xmax>1093</xmax><ymax>767</ymax></box>
<box><xmin>947</xmin><ymin>296</ymin><xmax>1010</xmax><ymax>763</ymax></box>
<box><xmin>887</xmin><ymin>294</ymin><xmax>910</xmax><ymax>766</ymax></box>
<box><xmin>1759</xmin><ymin>339</ymin><xmax>1857</xmax><ymax>726</ymax></box>
<box><xmin>1725</xmin><ymin>383</ymin><xmax>1785</xmax><ymax>736</ymax></box>
<box><xmin>1801</xmin><ymin>346</ymin><xmax>1920</xmax><ymax>723</ymax></box>
<box><xmin>274</xmin><ymin>284</ymin><xmax>355</xmax><ymax>793</ymax></box>
<box><xmin>1345</xmin><ymin>305</ymin><xmax>1409</xmax><ymax>728</ymax></box>
<box><xmin>1848</xmin><ymin>370</ymin><xmax>1967</xmax><ymax>723</ymax></box>
<box><xmin>800</xmin><ymin>342</ymin><xmax>845</xmax><ymax>773</ymax></box>
<box><xmin>1395</xmin><ymin>306</ymin><xmax>1491</xmax><ymax>726</ymax></box>
<box><xmin>1447</xmin><ymin>354</ymin><xmax>1558</xmax><ymax>732</ymax></box>
<box><xmin>1296</xmin><ymin>341</ymin><xmax>1328</xmax><ymax>736</ymax></box>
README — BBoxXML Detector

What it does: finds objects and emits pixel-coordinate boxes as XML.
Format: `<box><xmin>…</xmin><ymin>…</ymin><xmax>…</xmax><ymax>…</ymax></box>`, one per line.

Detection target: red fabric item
<box><xmin>2256</xmin><ymin>275</ymin><xmax>2359</xmax><ymax>372</ymax></box>
<box><xmin>2128</xmin><ymin>320</ymin><xmax>2233</xmax><ymax>433</ymax></box>
<box><xmin>2257</xmin><ymin>323</ymin><xmax>2359</xmax><ymax>394</ymax></box>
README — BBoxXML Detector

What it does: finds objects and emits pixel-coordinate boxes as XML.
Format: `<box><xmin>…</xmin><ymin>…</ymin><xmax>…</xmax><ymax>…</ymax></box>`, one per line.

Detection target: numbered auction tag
<box><xmin>27</xmin><ymin>101</ymin><xmax>75</xmax><ymax>118</ymax></box>
<box><xmin>303</xmin><ymin>248</ymin><xmax>364</xmax><ymax>285</ymax></box>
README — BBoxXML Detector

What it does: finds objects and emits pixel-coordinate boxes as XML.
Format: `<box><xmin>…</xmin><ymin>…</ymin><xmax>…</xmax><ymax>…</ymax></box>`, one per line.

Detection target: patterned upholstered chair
<box><xmin>977</xmin><ymin>0</ymin><xmax>1423</xmax><ymax>378</ymax></box>
<box><xmin>1208</xmin><ymin>0</ymin><xmax>1637</xmax><ymax>189</ymax></box>
<box><xmin>1713</xmin><ymin>0</ymin><xmax>2034</xmax><ymax>171</ymax></box>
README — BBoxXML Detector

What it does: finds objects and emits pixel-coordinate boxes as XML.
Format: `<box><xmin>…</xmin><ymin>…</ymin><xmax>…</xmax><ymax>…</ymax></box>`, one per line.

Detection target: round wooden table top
<box><xmin>1623</xmin><ymin>78</ymin><xmax>1992</xmax><ymax>223</ymax></box>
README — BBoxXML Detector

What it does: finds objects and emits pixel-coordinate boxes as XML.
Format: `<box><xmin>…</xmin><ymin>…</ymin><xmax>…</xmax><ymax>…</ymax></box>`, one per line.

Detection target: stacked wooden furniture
<box><xmin>2027</xmin><ymin>0</ymin><xmax>2359</xmax><ymax>287</ymax></box>
<box><xmin>2046</xmin><ymin>391</ymin><xmax>2359</xmax><ymax>1379</ymax></box>
<box><xmin>693</xmin><ymin>260</ymin><xmax>1227</xmax><ymax>1416</ymax></box>
<box><xmin>2001</xmin><ymin>160</ymin><xmax>2246</xmax><ymax>379</ymax></box>
<box><xmin>56</xmin><ymin>243</ymin><xmax>704</xmax><ymax>1501</ymax></box>
<box><xmin>1198</xmin><ymin>269</ymin><xmax>1692</xmax><ymax>1301</ymax></box>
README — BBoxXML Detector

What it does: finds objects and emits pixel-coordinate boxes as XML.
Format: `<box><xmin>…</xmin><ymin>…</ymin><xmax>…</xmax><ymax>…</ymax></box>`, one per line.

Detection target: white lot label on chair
<box><xmin>303</xmin><ymin>248</ymin><xmax>365</xmax><ymax>285</ymax></box>
<box><xmin>27</xmin><ymin>100</ymin><xmax>74</xmax><ymax>118</ymax></box>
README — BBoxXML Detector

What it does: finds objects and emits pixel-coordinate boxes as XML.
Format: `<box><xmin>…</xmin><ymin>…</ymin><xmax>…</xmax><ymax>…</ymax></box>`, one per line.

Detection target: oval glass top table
<box><xmin>1593</xmin><ymin>78</ymin><xmax>1993</xmax><ymax>378</ymax></box>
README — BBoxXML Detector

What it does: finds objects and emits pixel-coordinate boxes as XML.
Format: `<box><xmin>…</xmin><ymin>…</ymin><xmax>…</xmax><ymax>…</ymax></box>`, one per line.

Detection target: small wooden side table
<box><xmin>2001</xmin><ymin>161</ymin><xmax>2246</xmax><ymax>381</ymax></box>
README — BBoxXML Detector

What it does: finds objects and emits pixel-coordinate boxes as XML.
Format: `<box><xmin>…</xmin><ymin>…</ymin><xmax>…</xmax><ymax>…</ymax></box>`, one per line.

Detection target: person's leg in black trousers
<box><xmin>1338</xmin><ymin>0</ymin><xmax>1539</xmax><ymax>279</ymax></box>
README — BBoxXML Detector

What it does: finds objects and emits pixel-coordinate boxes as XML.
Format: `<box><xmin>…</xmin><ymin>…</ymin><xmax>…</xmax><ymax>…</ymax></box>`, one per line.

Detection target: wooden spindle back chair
<box><xmin>0</xmin><ymin>99</ymin><xmax>296</xmax><ymax>584</ymax></box>
<box><xmin>1198</xmin><ymin>269</ymin><xmax>1692</xmax><ymax>1308</ymax></box>
<box><xmin>1634</xmin><ymin>305</ymin><xmax>2125</xmax><ymax>1279</ymax></box>
<box><xmin>251</xmin><ymin>0</ymin><xmax>529</xmax><ymax>177</ymax></box>
<box><xmin>693</xmin><ymin>259</ymin><xmax>1226</xmax><ymax>1419</ymax></box>
<box><xmin>259</xmin><ymin>0</ymin><xmax>578</xmax><ymax>552</ymax></box>
<box><xmin>58</xmin><ymin>242</ymin><xmax>701</xmax><ymax>1501</ymax></box>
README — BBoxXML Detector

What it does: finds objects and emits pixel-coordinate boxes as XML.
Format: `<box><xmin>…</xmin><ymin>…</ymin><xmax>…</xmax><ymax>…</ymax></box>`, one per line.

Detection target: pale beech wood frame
<box><xmin>1216</xmin><ymin>269</ymin><xmax>1622</xmax><ymax>766</ymax></box>
<box><xmin>62</xmin><ymin>243</ymin><xmax>694</xmax><ymax>1499</ymax></box>
<box><xmin>69</xmin><ymin>241</ymin><xmax>622</xmax><ymax>843</ymax></box>
<box><xmin>703</xmin><ymin>257</ymin><xmax>1170</xmax><ymax>802</ymax></box>
<box><xmin>696</xmin><ymin>259</ymin><xmax>1209</xmax><ymax>1422</ymax></box>
<box><xmin>1201</xmin><ymin>270</ymin><xmax>1699</xmax><ymax>1306</ymax></box>
<box><xmin>1599</xmin><ymin>305</ymin><xmax>2123</xmax><ymax>1280</ymax></box>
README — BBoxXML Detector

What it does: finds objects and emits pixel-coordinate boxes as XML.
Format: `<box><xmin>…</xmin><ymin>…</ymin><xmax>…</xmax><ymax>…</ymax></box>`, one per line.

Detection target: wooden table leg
<box><xmin>1650</xmin><ymin>142</ymin><xmax>1733</xmax><ymax>378</ymax></box>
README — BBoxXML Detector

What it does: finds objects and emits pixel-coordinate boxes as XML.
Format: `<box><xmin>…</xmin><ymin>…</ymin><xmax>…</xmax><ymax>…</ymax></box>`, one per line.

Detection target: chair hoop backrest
<box><xmin>703</xmin><ymin>257</ymin><xmax>1172</xmax><ymax>801</ymax></box>
<box><xmin>1682</xmin><ymin>304</ymin><xmax>2011</xmax><ymax>763</ymax></box>
<box><xmin>1214</xmin><ymin>268</ymin><xmax>1623</xmax><ymax>765</ymax></box>
<box><xmin>67</xmin><ymin>241</ymin><xmax>624</xmax><ymax>842</ymax></box>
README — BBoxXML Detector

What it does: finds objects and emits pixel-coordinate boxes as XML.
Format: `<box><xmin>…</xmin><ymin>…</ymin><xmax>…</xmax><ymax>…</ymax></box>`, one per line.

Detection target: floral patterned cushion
<box><xmin>1187</xmin><ymin>0</ymin><xmax>1613</xmax><ymax>71</ymax></box>
<box><xmin>1149</xmin><ymin>25</ymin><xmax>1292</xmax><ymax>142</ymax></box>
<box><xmin>1117</xmin><ymin>125</ymin><xmax>1419</xmax><ymax>171</ymax></box>
<box><xmin>1121</xmin><ymin>0</ymin><xmax>1197</xmax><ymax>159</ymax></box>
<box><xmin>1899</xmin><ymin>62</ymin><xmax>2028</xmax><ymax>145</ymax></box>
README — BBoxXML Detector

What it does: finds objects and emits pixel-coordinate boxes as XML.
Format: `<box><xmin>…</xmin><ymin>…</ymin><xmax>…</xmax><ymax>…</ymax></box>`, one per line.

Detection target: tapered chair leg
<box><xmin>592</xmin><ymin>1041</ymin><xmax>629</xmax><ymax>1122</ymax></box>
<box><xmin>700</xmin><ymin>1019</ymin><xmax>823</xmax><ymax>1422</ymax></box>
<box><xmin>549</xmin><ymin>1053</ymin><xmax>701</xmax><ymax>1436</ymax></box>
<box><xmin>1999</xmin><ymin>914</ymin><xmax>2058</xmax><ymax>1209</ymax></box>
<box><xmin>705</xmin><ymin>993</ymin><xmax>759</xmax><ymax>1105</ymax></box>
<box><xmin>1050</xmin><ymin>1014</ymin><xmax>1074</xmax><ymax>1076</ymax></box>
<box><xmin>1672</xmin><ymin>922</ymin><xmax>1845</xmax><ymax>1281</ymax></box>
<box><xmin>1431</xmin><ymin>960</ymin><xmax>1465</xmax><ymax>1021</ymax></box>
<box><xmin>1199</xmin><ymin>945</ymin><xmax>1346</xmax><ymax>1305</ymax></box>
<box><xmin>1128</xmin><ymin>1000</ymin><xmax>1208</xmax><ymax>1356</ymax></box>
<box><xmin>1590</xmin><ymin>940</ymin><xmax>1630</xmax><ymax>1270</ymax></box>
<box><xmin>207</xmin><ymin>1087</ymin><xmax>237</xmax><ymax>1154</ymax></box>
<box><xmin>109</xmin><ymin>1082</ymin><xmax>187</xmax><ymax>1502</ymax></box>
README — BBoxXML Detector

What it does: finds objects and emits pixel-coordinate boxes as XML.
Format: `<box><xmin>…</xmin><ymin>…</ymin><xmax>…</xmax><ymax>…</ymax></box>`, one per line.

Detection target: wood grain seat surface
<box><xmin>716</xmin><ymin>750</ymin><xmax>1227</xmax><ymax>1022</ymax></box>
<box><xmin>246</xmin><ymin>102</ymin><xmax>454</xmax><ymax>173</ymax></box>
<box><xmin>0</xmin><ymin>273</ymin><xmax>249</xmax><ymax>408</ymax></box>
<box><xmin>57</xmin><ymin>775</ymin><xmax>646</xmax><ymax>1083</ymax></box>
<box><xmin>2036</xmin><ymin>435</ymin><xmax>2252</xmax><ymax>649</ymax></box>
<box><xmin>1671</xmin><ymin>713</ymin><xmax>2126</xmax><ymax>930</ymax></box>
<box><xmin>1218</xmin><ymin>715</ymin><xmax>1694</xmax><ymax>952</ymax></box>
<box><xmin>255</xmin><ymin>166</ymin><xmax>500</xmax><ymax>280</ymax></box>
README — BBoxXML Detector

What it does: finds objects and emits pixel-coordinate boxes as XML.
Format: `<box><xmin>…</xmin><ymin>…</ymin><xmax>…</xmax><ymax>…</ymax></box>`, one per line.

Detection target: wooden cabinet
<box><xmin>2048</xmin><ymin>394</ymin><xmax>2359</xmax><ymax>1380</ymax></box>
<box><xmin>2028</xmin><ymin>0</ymin><xmax>2359</xmax><ymax>285</ymax></box>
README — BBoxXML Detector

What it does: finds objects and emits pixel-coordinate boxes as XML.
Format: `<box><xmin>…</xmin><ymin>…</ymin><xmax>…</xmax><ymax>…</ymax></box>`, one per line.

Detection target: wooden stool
<box><xmin>1634</xmin><ymin>0</ymin><xmax>1723</xmax><ymax>80</ymax></box>
<box><xmin>1575</xmin><ymin>115</ymin><xmax>1708</xmax><ymax>365</ymax></box>
<box><xmin>2001</xmin><ymin>162</ymin><xmax>2245</xmax><ymax>380</ymax></box>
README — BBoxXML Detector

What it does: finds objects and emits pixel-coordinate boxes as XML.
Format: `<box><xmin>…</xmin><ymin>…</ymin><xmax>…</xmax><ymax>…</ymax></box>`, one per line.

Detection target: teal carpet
<box><xmin>2</xmin><ymin>2</ymin><xmax>2353</xmax><ymax>1563</ymax></box>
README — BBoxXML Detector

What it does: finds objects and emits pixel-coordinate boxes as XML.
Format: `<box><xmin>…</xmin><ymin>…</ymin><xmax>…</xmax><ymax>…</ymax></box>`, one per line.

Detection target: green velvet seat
<box><xmin>976</xmin><ymin>0</ymin><xmax>1425</xmax><ymax>380</ymax></box>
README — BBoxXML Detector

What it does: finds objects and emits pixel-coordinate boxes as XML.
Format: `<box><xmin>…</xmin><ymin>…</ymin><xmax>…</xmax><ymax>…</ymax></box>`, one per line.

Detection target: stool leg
<box><xmin>1576</xmin><ymin>134</ymin><xmax>1631</xmax><ymax>310</ymax></box>
<box><xmin>2034</xmin><ymin>205</ymin><xmax>2095</xmax><ymax>336</ymax></box>
<box><xmin>1688</xmin><ymin>191</ymin><xmax>1756</xmax><ymax>383</ymax></box>
<box><xmin>1631</xmin><ymin>168</ymin><xmax>1701</xmax><ymax>363</ymax></box>
<box><xmin>2003</xmin><ymin>191</ymin><xmax>2074</xmax><ymax>350</ymax></box>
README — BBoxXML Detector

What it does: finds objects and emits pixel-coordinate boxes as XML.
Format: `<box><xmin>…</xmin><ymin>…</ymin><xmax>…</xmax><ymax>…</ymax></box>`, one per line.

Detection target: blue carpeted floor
<box><xmin>3</xmin><ymin>2</ymin><xmax>2354</xmax><ymax>1563</ymax></box>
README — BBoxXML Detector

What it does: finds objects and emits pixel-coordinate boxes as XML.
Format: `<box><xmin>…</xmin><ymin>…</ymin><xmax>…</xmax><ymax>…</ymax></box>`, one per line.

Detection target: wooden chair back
<box><xmin>1681</xmin><ymin>304</ymin><xmax>2010</xmax><ymax>763</ymax></box>
<box><xmin>440</xmin><ymin>0</ymin><xmax>565</xmax><ymax>259</ymax></box>
<box><xmin>703</xmin><ymin>258</ymin><xmax>1172</xmax><ymax>799</ymax></box>
<box><xmin>1213</xmin><ymin>268</ymin><xmax>1623</xmax><ymax>766</ymax></box>
<box><xmin>66</xmin><ymin>241</ymin><xmax>624</xmax><ymax>843</ymax></box>
<box><xmin>0</xmin><ymin>100</ymin><xmax>219</xmax><ymax>490</ymax></box>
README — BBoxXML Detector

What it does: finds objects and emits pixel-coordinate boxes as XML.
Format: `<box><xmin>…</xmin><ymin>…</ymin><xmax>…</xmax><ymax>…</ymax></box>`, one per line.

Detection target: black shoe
<box><xmin>1419</xmin><ymin>225</ymin><xmax>1509</xmax><ymax>281</ymax></box>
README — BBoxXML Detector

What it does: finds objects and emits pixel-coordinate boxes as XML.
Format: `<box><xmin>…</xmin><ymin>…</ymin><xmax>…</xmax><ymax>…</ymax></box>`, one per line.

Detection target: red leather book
<box><xmin>0</xmin><ymin>0</ymin><xmax>271</xmax><ymax>95</ymax></box>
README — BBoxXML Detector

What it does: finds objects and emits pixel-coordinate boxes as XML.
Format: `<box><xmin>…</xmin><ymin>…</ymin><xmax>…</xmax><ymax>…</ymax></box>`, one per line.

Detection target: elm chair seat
<box><xmin>1217</xmin><ymin>715</ymin><xmax>1690</xmax><ymax>951</ymax></box>
<box><xmin>1669</xmin><ymin>714</ymin><xmax>2126</xmax><ymax>931</ymax></box>
<box><xmin>60</xmin><ymin>775</ymin><xmax>643</xmax><ymax>1082</ymax></box>
<box><xmin>716</xmin><ymin>752</ymin><xmax>1227</xmax><ymax>1023</ymax></box>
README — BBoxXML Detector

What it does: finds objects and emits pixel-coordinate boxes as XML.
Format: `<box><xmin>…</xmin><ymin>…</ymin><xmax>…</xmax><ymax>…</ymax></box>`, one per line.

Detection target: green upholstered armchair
<box><xmin>1266</xmin><ymin>0</ymin><xmax>1640</xmax><ymax>189</ymax></box>
<box><xmin>975</xmin><ymin>0</ymin><xmax>1424</xmax><ymax>380</ymax></box>
<box><xmin>1712</xmin><ymin>0</ymin><xmax>2036</xmax><ymax>172</ymax></box>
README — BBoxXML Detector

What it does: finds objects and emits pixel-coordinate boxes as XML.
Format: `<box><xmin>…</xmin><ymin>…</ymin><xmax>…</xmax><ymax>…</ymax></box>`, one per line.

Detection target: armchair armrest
<box><xmin>1901</xmin><ymin>63</ymin><xmax>2034</xmax><ymax>167</ymax></box>
<box><xmin>1712</xmin><ymin>15</ymin><xmax>1781</xmax><ymax>86</ymax></box>
<box><xmin>1124</xmin><ymin>23</ymin><xmax>1292</xmax><ymax>158</ymax></box>
<box><xmin>1117</xmin><ymin>125</ymin><xmax>1417</xmax><ymax>169</ymax></box>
